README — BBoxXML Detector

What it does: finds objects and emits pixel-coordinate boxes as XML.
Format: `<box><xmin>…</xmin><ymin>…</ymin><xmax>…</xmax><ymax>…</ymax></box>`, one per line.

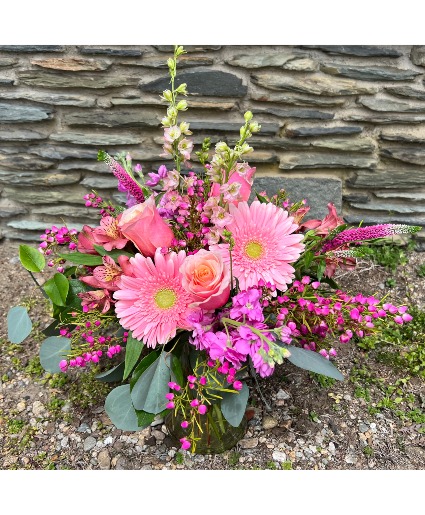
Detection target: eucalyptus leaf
<box><xmin>7</xmin><ymin>306</ymin><xmax>32</xmax><ymax>344</ymax></box>
<box><xmin>43</xmin><ymin>273</ymin><xmax>69</xmax><ymax>307</ymax></box>
<box><xmin>280</xmin><ymin>344</ymin><xmax>344</xmax><ymax>380</ymax></box>
<box><xmin>123</xmin><ymin>333</ymin><xmax>144</xmax><ymax>380</ymax></box>
<box><xmin>130</xmin><ymin>351</ymin><xmax>160</xmax><ymax>390</ymax></box>
<box><xmin>39</xmin><ymin>336</ymin><xmax>71</xmax><ymax>373</ymax></box>
<box><xmin>105</xmin><ymin>385</ymin><xmax>141</xmax><ymax>431</ymax></box>
<box><xmin>221</xmin><ymin>382</ymin><xmax>249</xmax><ymax>427</ymax></box>
<box><xmin>19</xmin><ymin>244</ymin><xmax>45</xmax><ymax>272</ymax></box>
<box><xmin>96</xmin><ymin>362</ymin><xmax>125</xmax><ymax>383</ymax></box>
<box><xmin>131</xmin><ymin>352</ymin><xmax>171</xmax><ymax>414</ymax></box>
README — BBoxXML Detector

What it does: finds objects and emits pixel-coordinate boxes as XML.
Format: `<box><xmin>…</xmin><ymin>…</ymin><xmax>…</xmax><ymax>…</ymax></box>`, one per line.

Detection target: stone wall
<box><xmin>1</xmin><ymin>44</ymin><xmax>425</xmax><ymax>246</ymax></box>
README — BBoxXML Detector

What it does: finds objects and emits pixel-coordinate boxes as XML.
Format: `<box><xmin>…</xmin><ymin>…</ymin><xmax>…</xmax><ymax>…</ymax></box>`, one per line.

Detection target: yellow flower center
<box><xmin>245</xmin><ymin>241</ymin><xmax>263</xmax><ymax>260</ymax></box>
<box><xmin>154</xmin><ymin>288</ymin><xmax>177</xmax><ymax>309</ymax></box>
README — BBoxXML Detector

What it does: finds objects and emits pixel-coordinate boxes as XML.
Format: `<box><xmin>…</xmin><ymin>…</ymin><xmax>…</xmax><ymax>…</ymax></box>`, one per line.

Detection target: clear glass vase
<box><xmin>165</xmin><ymin>403</ymin><xmax>247</xmax><ymax>455</ymax></box>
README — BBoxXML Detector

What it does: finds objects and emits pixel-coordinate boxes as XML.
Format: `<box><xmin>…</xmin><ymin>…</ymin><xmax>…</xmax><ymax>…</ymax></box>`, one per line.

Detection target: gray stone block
<box><xmin>63</xmin><ymin>108</ymin><xmax>159</xmax><ymax>128</ymax></box>
<box><xmin>251</xmin><ymin>73</ymin><xmax>379</xmax><ymax>96</ymax></box>
<box><xmin>253</xmin><ymin>106</ymin><xmax>334</xmax><ymax>120</ymax></box>
<box><xmin>285</xmin><ymin>125</ymin><xmax>363</xmax><ymax>137</ymax></box>
<box><xmin>0</xmin><ymin>45</ymin><xmax>64</xmax><ymax>52</ymax></box>
<box><xmin>279</xmin><ymin>152</ymin><xmax>377</xmax><ymax>170</ymax></box>
<box><xmin>78</xmin><ymin>46</ymin><xmax>143</xmax><ymax>57</ymax></box>
<box><xmin>385</xmin><ymin>86</ymin><xmax>425</xmax><ymax>102</ymax></box>
<box><xmin>0</xmin><ymin>102</ymin><xmax>54</xmax><ymax>122</ymax></box>
<box><xmin>320</xmin><ymin>64</ymin><xmax>420</xmax><ymax>81</ymax></box>
<box><xmin>250</xmin><ymin>176</ymin><xmax>342</xmax><ymax>220</ymax></box>
<box><xmin>18</xmin><ymin>70</ymin><xmax>139</xmax><ymax>89</ymax></box>
<box><xmin>300</xmin><ymin>45</ymin><xmax>403</xmax><ymax>57</ymax></box>
<box><xmin>140</xmin><ymin>70</ymin><xmax>247</xmax><ymax>98</ymax></box>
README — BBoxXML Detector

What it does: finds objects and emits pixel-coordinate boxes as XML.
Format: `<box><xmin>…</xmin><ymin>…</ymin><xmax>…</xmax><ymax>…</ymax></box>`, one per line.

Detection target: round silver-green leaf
<box><xmin>39</xmin><ymin>336</ymin><xmax>71</xmax><ymax>373</ymax></box>
<box><xmin>7</xmin><ymin>306</ymin><xmax>32</xmax><ymax>344</ymax></box>
<box><xmin>105</xmin><ymin>384</ymin><xmax>141</xmax><ymax>431</ymax></box>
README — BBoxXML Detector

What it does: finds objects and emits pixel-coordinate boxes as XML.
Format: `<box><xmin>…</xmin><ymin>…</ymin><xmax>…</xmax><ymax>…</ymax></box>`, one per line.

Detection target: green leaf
<box><xmin>66</xmin><ymin>279</ymin><xmax>92</xmax><ymax>310</ymax></box>
<box><xmin>105</xmin><ymin>385</ymin><xmax>141</xmax><ymax>431</ymax></box>
<box><xmin>170</xmin><ymin>354</ymin><xmax>184</xmax><ymax>387</ymax></box>
<box><xmin>123</xmin><ymin>333</ymin><xmax>144</xmax><ymax>380</ymax></box>
<box><xmin>42</xmin><ymin>320</ymin><xmax>61</xmax><ymax>337</ymax></box>
<box><xmin>43</xmin><ymin>273</ymin><xmax>69</xmax><ymax>307</ymax></box>
<box><xmin>63</xmin><ymin>266</ymin><xmax>77</xmax><ymax>278</ymax></box>
<box><xmin>39</xmin><ymin>336</ymin><xmax>71</xmax><ymax>373</ymax></box>
<box><xmin>280</xmin><ymin>344</ymin><xmax>344</xmax><ymax>381</ymax></box>
<box><xmin>131</xmin><ymin>352</ymin><xmax>171</xmax><ymax>414</ymax></box>
<box><xmin>136</xmin><ymin>410</ymin><xmax>156</xmax><ymax>429</ymax></box>
<box><xmin>316</xmin><ymin>259</ymin><xmax>326</xmax><ymax>281</ymax></box>
<box><xmin>221</xmin><ymin>382</ymin><xmax>249</xmax><ymax>427</ymax></box>
<box><xmin>93</xmin><ymin>244</ymin><xmax>134</xmax><ymax>260</ymax></box>
<box><xmin>303</xmin><ymin>250</ymin><xmax>314</xmax><ymax>269</ymax></box>
<box><xmin>255</xmin><ymin>191</ymin><xmax>268</xmax><ymax>204</ymax></box>
<box><xmin>7</xmin><ymin>306</ymin><xmax>32</xmax><ymax>344</ymax></box>
<box><xmin>96</xmin><ymin>362</ymin><xmax>125</xmax><ymax>383</ymax></box>
<box><xmin>58</xmin><ymin>252</ymin><xmax>103</xmax><ymax>266</ymax></box>
<box><xmin>19</xmin><ymin>244</ymin><xmax>45</xmax><ymax>273</ymax></box>
<box><xmin>130</xmin><ymin>351</ymin><xmax>160</xmax><ymax>390</ymax></box>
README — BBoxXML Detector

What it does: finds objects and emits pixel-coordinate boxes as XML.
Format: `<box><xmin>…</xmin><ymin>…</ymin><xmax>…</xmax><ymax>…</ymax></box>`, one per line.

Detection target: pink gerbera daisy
<box><xmin>210</xmin><ymin>201</ymin><xmax>304</xmax><ymax>291</ymax></box>
<box><xmin>113</xmin><ymin>249</ymin><xmax>198</xmax><ymax>348</ymax></box>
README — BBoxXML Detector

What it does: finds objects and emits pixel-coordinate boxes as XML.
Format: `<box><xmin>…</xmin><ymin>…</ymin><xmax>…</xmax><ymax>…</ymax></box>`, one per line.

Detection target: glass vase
<box><xmin>165</xmin><ymin>403</ymin><xmax>247</xmax><ymax>455</ymax></box>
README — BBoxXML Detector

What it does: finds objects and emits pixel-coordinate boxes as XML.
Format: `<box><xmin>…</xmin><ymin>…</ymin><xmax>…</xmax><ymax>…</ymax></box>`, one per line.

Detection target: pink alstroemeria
<box><xmin>77</xmin><ymin>225</ymin><xmax>97</xmax><ymax>255</ymax></box>
<box><xmin>300</xmin><ymin>203</ymin><xmax>344</xmax><ymax>236</ymax></box>
<box><xmin>92</xmin><ymin>216</ymin><xmax>128</xmax><ymax>251</ymax></box>
<box><xmin>78</xmin><ymin>289</ymin><xmax>112</xmax><ymax>314</ymax></box>
<box><xmin>80</xmin><ymin>255</ymin><xmax>133</xmax><ymax>291</ymax></box>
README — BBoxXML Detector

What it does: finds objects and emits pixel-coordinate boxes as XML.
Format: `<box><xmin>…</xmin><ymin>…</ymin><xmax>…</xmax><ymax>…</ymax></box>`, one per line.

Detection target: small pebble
<box><xmin>83</xmin><ymin>436</ymin><xmax>97</xmax><ymax>452</ymax></box>
<box><xmin>239</xmin><ymin>438</ymin><xmax>259</xmax><ymax>449</ymax></box>
<box><xmin>262</xmin><ymin>415</ymin><xmax>278</xmax><ymax>430</ymax></box>
<box><xmin>272</xmin><ymin>450</ymin><xmax>287</xmax><ymax>462</ymax></box>
<box><xmin>97</xmin><ymin>449</ymin><xmax>111</xmax><ymax>470</ymax></box>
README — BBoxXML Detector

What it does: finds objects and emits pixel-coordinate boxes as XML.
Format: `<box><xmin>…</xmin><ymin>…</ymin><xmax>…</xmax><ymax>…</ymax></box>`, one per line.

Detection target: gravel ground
<box><xmin>0</xmin><ymin>239</ymin><xmax>424</xmax><ymax>470</ymax></box>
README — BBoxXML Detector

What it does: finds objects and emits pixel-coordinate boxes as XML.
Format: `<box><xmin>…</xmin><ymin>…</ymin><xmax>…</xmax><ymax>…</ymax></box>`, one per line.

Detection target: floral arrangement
<box><xmin>7</xmin><ymin>45</ymin><xmax>420</xmax><ymax>454</ymax></box>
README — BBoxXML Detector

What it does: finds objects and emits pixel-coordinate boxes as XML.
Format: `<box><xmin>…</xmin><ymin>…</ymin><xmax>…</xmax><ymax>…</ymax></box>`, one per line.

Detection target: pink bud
<box><xmin>180</xmin><ymin>438</ymin><xmax>191</xmax><ymax>451</ymax></box>
<box><xmin>402</xmin><ymin>313</ymin><xmax>413</xmax><ymax>322</ymax></box>
<box><xmin>165</xmin><ymin>393</ymin><xmax>174</xmax><ymax>400</ymax></box>
<box><xmin>166</xmin><ymin>402</ymin><xmax>175</xmax><ymax>409</ymax></box>
<box><xmin>312</xmin><ymin>281</ymin><xmax>321</xmax><ymax>289</ymax></box>
<box><xmin>233</xmin><ymin>381</ymin><xmax>243</xmax><ymax>391</ymax></box>
<box><xmin>187</xmin><ymin>375</ymin><xmax>196</xmax><ymax>383</ymax></box>
<box><xmin>199</xmin><ymin>376</ymin><xmax>207</xmax><ymax>386</ymax></box>
<box><xmin>180</xmin><ymin>421</ymin><xmax>189</xmax><ymax>429</ymax></box>
<box><xmin>394</xmin><ymin>315</ymin><xmax>403</xmax><ymax>324</ymax></box>
<box><xmin>198</xmin><ymin>405</ymin><xmax>208</xmax><ymax>415</ymax></box>
<box><xmin>59</xmin><ymin>360</ymin><xmax>68</xmax><ymax>371</ymax></box>
<box><xmin>190</xmin><ymin>399</ymin><xmax>200</xmax><ymax>407</ymax></box>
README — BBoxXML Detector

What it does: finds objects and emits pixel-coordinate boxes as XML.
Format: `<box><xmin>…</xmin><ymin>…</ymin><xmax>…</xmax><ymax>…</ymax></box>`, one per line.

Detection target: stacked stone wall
<box><xmin>0</xmin><ymin>45</ymin><xmax>424</xmax><ymax>246</ymax></box>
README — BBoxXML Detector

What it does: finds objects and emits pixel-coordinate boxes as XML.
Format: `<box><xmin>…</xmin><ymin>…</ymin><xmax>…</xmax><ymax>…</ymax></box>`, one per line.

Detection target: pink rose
<box><xmin>180</xmin><ymin>250</ymin><xmax>230</xmax><ymax>310</ymax></box>
<box><xmin>118</xmin><ymin>195</ymin><xmax>174</xmax><ymax>257</ymax></box>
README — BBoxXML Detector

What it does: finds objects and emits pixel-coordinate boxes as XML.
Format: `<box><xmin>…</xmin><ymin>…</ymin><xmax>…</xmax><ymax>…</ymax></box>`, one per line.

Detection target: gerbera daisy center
<box><xmin>154</xmin><ymin>288</ymin><xmax>177</xmax><ymax>309</ymax></box>
<box><xmin>245</xmin><ymin>241</ymin><xmax>263</xmax><ymax>260</ymax></box>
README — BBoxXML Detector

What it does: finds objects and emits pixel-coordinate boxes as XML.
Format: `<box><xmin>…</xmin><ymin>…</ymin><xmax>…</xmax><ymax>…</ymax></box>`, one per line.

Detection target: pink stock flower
<box><xmin>227</xmin><ymin>164</ymin><xmax>255</xmax><ymax>203</ymax></box>
<box><xmin>211</xmin><ymin>201</ymin><xmax>304</xmax><ymax>291</ymax></box>
<box><xmin>92</xmin><ymin>216</ymin><xmax>128</xmax><ymax>251</ymax></box>
<box><xmin>113</xmin><ymin>249</ymin><xmax>198</xmax><ymax>348</ymax></box>
<box><xmin>180</xmin><ymin>250</ymin><xmax>231</xmax><ymax>310</ymax></box>
<box><xmin>301</xmin><ymin>202</ymin><xmax>344</xmax><ymax>236</ymax></box>
<box><xmin>118</xmin><ymin>195</ymin><xmax>174</xmax><ymax>257</ymax></box>
<box><xmin>178</xmin><ymin>138</ymin><xmax>193</xmax><ymax>161</ymax></box>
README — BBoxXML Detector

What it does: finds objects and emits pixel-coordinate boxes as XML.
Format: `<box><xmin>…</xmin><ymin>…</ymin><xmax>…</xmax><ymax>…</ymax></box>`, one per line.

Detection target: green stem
<box><xmin>212</xmin><ymin>403</ymin><xmax>226</xmax><ymax>434</ymax></box>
